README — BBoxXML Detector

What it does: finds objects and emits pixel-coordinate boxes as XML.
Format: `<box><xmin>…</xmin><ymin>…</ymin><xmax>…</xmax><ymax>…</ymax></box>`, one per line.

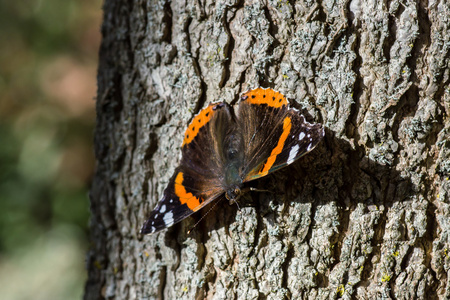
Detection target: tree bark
<box><xmin>85</xmin><ymin>0</ymin><xmax>450</xmax><ymax>299</ymax></box>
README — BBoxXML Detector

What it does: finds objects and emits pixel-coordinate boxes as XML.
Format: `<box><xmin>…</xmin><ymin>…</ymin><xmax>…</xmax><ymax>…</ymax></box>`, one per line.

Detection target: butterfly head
<box><xmin>225</xmin><ymin>185</ymin><xmax>242</xmax><ymax>205</ymax></box>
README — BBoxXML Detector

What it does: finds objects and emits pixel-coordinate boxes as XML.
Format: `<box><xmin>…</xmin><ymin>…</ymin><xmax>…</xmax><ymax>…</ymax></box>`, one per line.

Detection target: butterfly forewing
<box><xmin>237</xmin><ymin>88</ymin><xmax>324</xmax><ymax>182</ymax></box>
<box><xmin>140</xmin><ymin>166</ymin><xmax>224</xmax><ymax>234</ymax></box>
<box><xmin>140</xmin><ymin>102</ymin><xmax>235</xmax><ymax>234</ymax></box>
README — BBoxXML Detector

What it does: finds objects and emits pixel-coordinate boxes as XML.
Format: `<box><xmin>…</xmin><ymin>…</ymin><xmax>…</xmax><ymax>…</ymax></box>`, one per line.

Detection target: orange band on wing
<box><xmin>242</xmin><ymin>87</ymin><xmax>288</xmax><ymax>108</ymax></box>
<box><xmin>259</xmin><ymin>116</ymin><xmax>292</xmax><ymax>176</ymax></box>
<box><xmin>174</xmin><ymin>172</ymin><xmax>203</xmax><ymax>211</ymax></box>
<box><xmin>182</xmin><ymin>104</ymin><xmax>218</xmax><ymax>147</ymax></box>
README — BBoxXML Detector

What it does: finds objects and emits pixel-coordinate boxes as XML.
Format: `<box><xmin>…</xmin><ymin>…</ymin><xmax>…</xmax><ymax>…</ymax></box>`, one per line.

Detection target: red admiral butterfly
<box><xmin>141</xmin><ymin>87</ymin><xmax>324</xmax><ymax>234</ymax></box>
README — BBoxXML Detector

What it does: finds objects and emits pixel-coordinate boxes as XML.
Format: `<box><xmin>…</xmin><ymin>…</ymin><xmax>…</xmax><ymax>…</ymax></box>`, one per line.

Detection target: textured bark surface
<box><xmin>86</xmin><ymin>0</ymin><xmax>450</xmax><ymax>299</ymax></box>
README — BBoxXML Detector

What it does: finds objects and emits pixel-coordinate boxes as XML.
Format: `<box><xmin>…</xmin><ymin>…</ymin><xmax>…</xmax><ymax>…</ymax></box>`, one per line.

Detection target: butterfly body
<box><xmin>141</xmin><ymin>88</ymin><xmax>324</xmax><ymax>235</ymax></box>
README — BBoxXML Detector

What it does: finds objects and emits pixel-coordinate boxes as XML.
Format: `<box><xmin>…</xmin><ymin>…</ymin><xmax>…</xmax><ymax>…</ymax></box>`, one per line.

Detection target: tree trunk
<box><xmin>85</xmin><ymin>0</ymin><xmax>450</xmax><ymax>299</ymax></box>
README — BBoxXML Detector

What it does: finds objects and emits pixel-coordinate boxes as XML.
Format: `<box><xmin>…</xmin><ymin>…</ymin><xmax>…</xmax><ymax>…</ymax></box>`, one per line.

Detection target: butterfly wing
<box><xmin>236</xmin><ymin>88</ymin><xmax>324</xmax><ymax>182</ymax></box>
<box><xmin>140</xmin><ymin>166</ymin><xmax>224</xmax><ymax>234</ymax></box>
<box><xmin>141</xmin><ymin>102</ymin><xmax>235</xmax><ymax>234</ymax></box>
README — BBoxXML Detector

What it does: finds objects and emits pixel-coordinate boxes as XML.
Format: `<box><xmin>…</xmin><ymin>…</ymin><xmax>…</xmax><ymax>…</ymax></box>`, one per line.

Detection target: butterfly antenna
<box><xmin>187</xmin><ymin>196</ymin><xmax>225</xmax><ymax>235</ymax></box>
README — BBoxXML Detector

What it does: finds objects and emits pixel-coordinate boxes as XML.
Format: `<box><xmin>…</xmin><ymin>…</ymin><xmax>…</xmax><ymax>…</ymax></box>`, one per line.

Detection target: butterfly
<box><xmin>141</xmin><ymin>87</ymin><xmax>324</xmax><ymax>234</ymax></box>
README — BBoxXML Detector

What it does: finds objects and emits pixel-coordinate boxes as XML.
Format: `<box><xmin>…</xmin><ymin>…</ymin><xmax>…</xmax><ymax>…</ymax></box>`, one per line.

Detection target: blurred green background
<box><xmin>0</xmin><ymin>0</ymin><xmax>102</xmax><ymax>299</ymax></box>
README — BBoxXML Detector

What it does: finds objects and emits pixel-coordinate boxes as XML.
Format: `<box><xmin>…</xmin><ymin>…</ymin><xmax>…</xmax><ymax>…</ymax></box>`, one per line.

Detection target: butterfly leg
<box><xmin>232</xmin><ymin>198</ymin><xmax>242</xmax><ymax>211</ymax></box>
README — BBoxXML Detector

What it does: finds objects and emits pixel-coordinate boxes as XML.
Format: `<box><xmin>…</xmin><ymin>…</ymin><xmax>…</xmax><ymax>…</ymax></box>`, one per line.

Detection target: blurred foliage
<box><xmin>0</xmin><ymin>0</ymin><xmax>102</xmax><ymax>299</ymax></box>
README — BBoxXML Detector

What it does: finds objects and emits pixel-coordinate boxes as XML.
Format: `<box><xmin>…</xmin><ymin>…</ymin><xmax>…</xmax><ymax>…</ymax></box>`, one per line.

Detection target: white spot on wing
<box><xmin>299</xmin><ymin>132</ymin><xmax>305</xmax><ymax>140</ymax></box>
<box><xmin>160</xmin><ymin>204</ymin><xmax>167</xmax><ymax>213</ymax></box>
<box><xmin>287</xmin><ymin>145</ymin><xmax>300</xmax><ymax>165</ymax></box>
<box><xmin>307</xmin><ymin>143</ymin><xmax>313</xmax><ymax>151</ymax></box>
<box><xmin>163</xmin><ymin>211</ymin><xmax>174</xmax><ymax>226</ymax></box>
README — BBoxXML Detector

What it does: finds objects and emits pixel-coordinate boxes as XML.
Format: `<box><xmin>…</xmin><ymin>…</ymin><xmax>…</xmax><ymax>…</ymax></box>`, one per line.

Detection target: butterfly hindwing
<box><xmin>180</xmin><ymin>102</ymin><xmax>236</xmax><ymax>177</ymax></box>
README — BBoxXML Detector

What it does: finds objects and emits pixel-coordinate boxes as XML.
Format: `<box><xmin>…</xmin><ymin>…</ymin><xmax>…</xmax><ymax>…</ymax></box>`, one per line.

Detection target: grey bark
<box><xmin>85</xmin><ymin>0</ymin><xmax>450</xmax><ymax>299</ymax></box>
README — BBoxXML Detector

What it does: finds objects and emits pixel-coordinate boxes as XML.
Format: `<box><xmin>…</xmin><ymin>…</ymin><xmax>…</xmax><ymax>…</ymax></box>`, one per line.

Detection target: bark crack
<box><xmin>184</xmin><ymin>15</ymin><xmax>207</xmax><ymax>114</ymax></box>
